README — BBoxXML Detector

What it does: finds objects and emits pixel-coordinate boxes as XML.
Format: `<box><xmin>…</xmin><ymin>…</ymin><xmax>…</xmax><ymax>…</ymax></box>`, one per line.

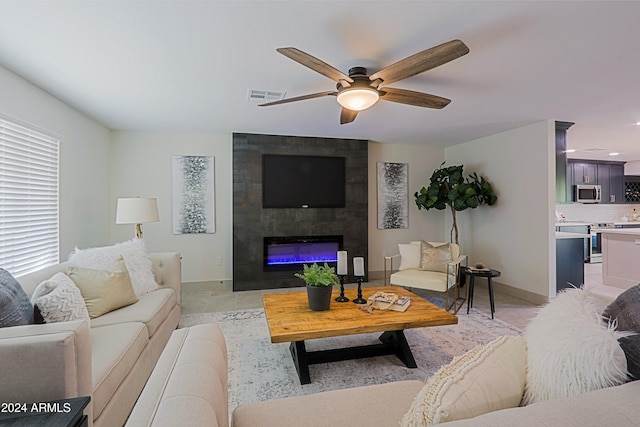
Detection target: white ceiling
<box><xmin>1</xmin><ymin>1</ymin><xmax>639</xmax><ymax>161</ymax></box>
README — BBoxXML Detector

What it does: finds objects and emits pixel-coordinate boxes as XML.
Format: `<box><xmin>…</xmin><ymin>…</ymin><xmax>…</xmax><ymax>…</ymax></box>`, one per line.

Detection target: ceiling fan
<box><xmin>259</xmin><ymin>39</ymin><xmax>469</xmax><ymax>124</ymax></box>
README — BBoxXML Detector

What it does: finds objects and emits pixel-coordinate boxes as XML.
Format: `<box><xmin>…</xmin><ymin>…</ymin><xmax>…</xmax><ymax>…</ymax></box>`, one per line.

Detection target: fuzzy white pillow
<box><xmin>398</xmin><ymin>243</ymin><xmax>421</xmax><ymax>270</ymax></box>
<box><xmin>402</xmin><ymin>335</ymin><xmax>527</xmax><ymax>426</ymax></box>
<box><xmin>522</xmin><ymin>287</ymin><xmax>631</xmax><ymax>405</ymax></box>
<box><xmin>32</xmin><ymin>273</ymin><xmax>89</xmax><ymax>323</ymax></box>
<box><xmin>69</xmin><ymin>238</ymin><xmax>158</xmax><ymax>297</ymax></box>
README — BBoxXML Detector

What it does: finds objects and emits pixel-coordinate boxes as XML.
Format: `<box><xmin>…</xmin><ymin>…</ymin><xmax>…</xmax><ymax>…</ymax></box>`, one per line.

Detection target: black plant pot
<box><xmin>306</xmin><ymin>285</ymin><xmax>333</xmax><ymax>311</ymax></box>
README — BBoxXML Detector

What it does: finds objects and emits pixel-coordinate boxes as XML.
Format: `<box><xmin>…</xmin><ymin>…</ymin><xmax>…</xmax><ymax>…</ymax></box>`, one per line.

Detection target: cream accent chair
<box><xmin>384</xmin><ymin>241</ymin><xmax>467</xmax><ymax>313</ymax></box>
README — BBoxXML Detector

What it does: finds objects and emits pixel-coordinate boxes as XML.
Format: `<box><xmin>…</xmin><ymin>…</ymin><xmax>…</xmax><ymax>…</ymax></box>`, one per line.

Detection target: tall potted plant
<box><xmin>295</xmin><ymin>263</ymin><xmax>339</xmax><ymax>311</ymax></box>
<box><xmin>414</xmin><ymin>163</ymin><xmax>497</xmax><ymax>245</ymax></box>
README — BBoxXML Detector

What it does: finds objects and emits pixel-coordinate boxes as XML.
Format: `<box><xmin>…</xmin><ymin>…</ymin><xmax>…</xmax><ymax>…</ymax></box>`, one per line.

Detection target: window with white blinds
<box><xmin>0</xmin><ymin>117</ymin><xmax>60</xmax><ymax>277</ymax></box>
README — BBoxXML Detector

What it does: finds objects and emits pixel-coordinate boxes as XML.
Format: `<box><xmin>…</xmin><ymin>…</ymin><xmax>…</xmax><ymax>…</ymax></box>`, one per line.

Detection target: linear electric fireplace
<box><xmin>264</xmin><ymin>235</ymin><xmax>343</xmax><ymax>272</ymax></box>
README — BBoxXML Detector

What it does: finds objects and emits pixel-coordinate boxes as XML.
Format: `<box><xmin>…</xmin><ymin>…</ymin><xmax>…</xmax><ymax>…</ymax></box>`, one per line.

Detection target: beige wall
<box><xmin>0</xmin><ymin>65</ymin><xmax>112</xmax><ymax>260</ymax></box>
<box><xmin>109</xmin><ymin>132</ymin><xmax>232</xmax><ymax>283</ymax></box>
<box><xmin>445</xmin><ymin>120</ymin><xmax>556</xmax><ymax>300</ymax></box>
<box><xmin>368</xmin><ymin>142</ymin><xmax>446</xmax><ymax>272</ymax></box>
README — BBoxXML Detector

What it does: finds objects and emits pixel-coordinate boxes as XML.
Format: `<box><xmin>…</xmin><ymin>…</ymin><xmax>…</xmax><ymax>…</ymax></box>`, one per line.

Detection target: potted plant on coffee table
<box><xmin>295</xmin><ymin>263</ymin><xmax>339</xmax><ymax>311</ymax></box>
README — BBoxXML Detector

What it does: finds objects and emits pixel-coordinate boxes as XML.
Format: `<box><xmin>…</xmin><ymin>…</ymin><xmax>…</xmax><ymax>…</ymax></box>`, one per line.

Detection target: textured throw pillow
<box><xmin>402</xmin><ymin>335</ymin><xmax>527</xmax><ymax>427</ymax></box>
<box><xmin>31</xmin><ymin>271</ymin><xmax>75</xmax><ymax>302</ymax></box>
<box><xmin>522</xmin><ymin>288</ymin><xmax>631</xmax><ymax>405</ymax></box>
<box><xmin>0</xmin><ymin>268</ymin><xmax>34</xmax><ymax>327</ymax></box>
<box><xmin>398</xmin><ymin>243</ymin><xmax>421</xmax><ymax>270</ymax></box>
<box><xmin>603</xmin><ymin>284</ymin><xmax>640</xmax><ymax>380</ymax></box>
<box><xmin>68</xmin><ymin>257</ymin><xmax>138</xmax><ymax>318</ymax></box>
<box><xmin>418</xmin><ymin>241</ymin><xmax>452</xmax><ymax>273</ymax></box>
<box><xmin>32</xmin><ymin>273</ymin><xmax>89</xmax><ymax>323</ymax></box>
<box><xmin>69</xmin><ymin>238</ymin><xmax>158</xmax><ymax>297</ymax></box>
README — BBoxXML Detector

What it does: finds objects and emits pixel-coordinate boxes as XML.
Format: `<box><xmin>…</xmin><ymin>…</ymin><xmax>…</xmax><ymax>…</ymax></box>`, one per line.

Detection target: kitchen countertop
<box><xmin>599</xmin><ymin>228</ymin><xmax>640</xmax><ymax>235</ymax></box>
<box><xmin>555</xmin><ymin>231</ymin><xmax>591</xmax><ymax>239</ymax></box>
<box><xmin>555</xmin><ymin>222</ymin><xmax>591</xmax><ymax>227</ymax></box>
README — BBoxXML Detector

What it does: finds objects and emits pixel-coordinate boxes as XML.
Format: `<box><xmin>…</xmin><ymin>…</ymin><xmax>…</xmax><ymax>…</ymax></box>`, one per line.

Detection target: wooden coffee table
<box><xmin>262</xmin><ymin>285</ymin><xmax>458</xmax><ymax>384</ymax></box>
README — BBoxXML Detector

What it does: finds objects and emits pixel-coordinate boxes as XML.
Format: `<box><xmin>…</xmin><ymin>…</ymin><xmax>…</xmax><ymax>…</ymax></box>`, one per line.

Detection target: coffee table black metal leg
<box><xmin>487</xmin><ymin>278</ymin><xmax>495</xmax><ymax>319</ymax></box>
<box><xmin>290</xmin><ymin>341</ymin><xmax>311</xmax><ymax>385</ymax></box>
<box><xmin>379</xmin><ymin>331</ymin><xmax>417</xmax><ymax>368</ymax></box>
<box><xmin>467</xmin><ymin>277</ymin><xmax>475</xmax><ymax>314</ymax></box>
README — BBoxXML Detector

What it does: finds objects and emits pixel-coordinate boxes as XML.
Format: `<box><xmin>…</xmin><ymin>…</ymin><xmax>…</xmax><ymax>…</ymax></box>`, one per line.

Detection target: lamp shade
<box><xmin>336</xmin><ymin>87</ymin><xmax>379</xmax><ymax>111</ymax></box>
<box><xmin>116</xmin><ymin>198</ymin><xmax>159</xmax><ymax>224</ymax></box>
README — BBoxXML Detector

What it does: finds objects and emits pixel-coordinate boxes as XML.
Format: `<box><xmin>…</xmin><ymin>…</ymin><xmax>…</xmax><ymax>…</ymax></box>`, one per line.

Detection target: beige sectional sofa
<box><xmin>231</xmin><ymin>379</ymin><xmax>640</xmax><ymax>426</ymax></box>
<box><xmin>0</xmin><ymin>252</ymin><xmax>181</xmax><ymax>427</ymax></box>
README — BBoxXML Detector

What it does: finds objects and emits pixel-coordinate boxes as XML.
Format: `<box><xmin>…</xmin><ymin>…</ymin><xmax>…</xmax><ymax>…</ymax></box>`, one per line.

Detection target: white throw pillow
<box><xmin>31</xmin><ymin>272</ymin><xmax>73</xmax><ymax>302</ymax></box>
<box><xmin>69</xmin><ymin>238</ymin><xmax>158</xmax><ymax>297</ymax></box>
<box><xmin>522</xmin><ymin>287</ymin><xmax>631</xmax><ymax>405</ymax></box>
<box><xmin>398</xmin><ymin>243</ymin><xmax>421</xmax><ymax>270</ymax></box>
<box><xmin>32</xmin><ymin>273</ymin><xmax>89</xmax><ymax>323</ymax></box>
<box><xmin>402</xmin><ymin>335</ymin><xmax>527</xmax><ymax>426</ymax></box>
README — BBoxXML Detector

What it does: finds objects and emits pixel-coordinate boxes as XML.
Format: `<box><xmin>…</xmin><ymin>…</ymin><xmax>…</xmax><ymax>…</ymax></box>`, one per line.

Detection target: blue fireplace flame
<box><xmin>266</xmin><ymin>241</ymin><xmax>339</xmax><ymax>266</ymax></box>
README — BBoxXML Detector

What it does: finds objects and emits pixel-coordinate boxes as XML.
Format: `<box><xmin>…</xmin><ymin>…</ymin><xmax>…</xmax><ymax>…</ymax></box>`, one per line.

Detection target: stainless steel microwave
<box><xmin>575</xmin><ymin>184</ymin><xmax>601</xmax><ymax>203</ymax></box>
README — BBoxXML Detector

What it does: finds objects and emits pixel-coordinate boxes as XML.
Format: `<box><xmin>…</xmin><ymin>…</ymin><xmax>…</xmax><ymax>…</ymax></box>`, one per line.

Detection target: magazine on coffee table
<box><xmin>367</xmin><ymin>293</ymin><xmax>411</xmax><ymax>312</ymax></box>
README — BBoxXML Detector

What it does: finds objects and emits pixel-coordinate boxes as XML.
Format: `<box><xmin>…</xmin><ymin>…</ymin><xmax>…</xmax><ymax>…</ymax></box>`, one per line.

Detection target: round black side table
<box><xmin>462</xmin><ymin>267</ymin><xmax>501</xmax><ymax>319</ymax></box>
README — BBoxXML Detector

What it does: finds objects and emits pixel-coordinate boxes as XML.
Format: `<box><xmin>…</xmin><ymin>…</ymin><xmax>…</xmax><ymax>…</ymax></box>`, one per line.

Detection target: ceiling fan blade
<box><xmin>259</xmin><ymin>91</ymin><xmax>337</xmax><ymax>107</ymax></box>
<box><xmin>340</xmin><ymin>108</ymin><xmax>358</xmax><ymax>124</ymax></box>
<box><xmin>380</xmin><ymin>87</ymin><xmax>451</xmax><ymax>109</ymax></box>
<box><xmin>370</xmin><ymin>39</ymin><xmax>469</xmax><ymax>86</ymax></box>
<box><xmin>277</xmin><ymin>47</ymin><xmax>353</xmax><ymax>83</ymax></box>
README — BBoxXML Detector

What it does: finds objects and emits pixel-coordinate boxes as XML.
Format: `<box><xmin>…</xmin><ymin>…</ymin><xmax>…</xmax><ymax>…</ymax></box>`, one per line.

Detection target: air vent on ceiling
<box><xmin>247</xmin><ymin>89</ymin><xmax>286</xmax><ymax>103</ymax></box>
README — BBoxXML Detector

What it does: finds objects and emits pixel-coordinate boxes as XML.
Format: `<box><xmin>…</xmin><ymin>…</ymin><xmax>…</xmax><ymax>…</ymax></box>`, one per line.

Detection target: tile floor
<box><xmin>179</xmin><ymin>263</ymin><xmax>607</xmax><ymax>330</ymax></box>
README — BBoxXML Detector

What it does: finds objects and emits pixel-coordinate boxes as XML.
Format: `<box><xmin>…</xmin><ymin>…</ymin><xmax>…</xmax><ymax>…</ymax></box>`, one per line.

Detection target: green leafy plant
<box><xmin>414</xmin><ymin>163</ymin><xmax>497</xmax><ymax>244</ymax></box>
<box><xmin>294</xmin><ymin>263</ymin><xmax>340</xmax><ymax>287</ymax></box>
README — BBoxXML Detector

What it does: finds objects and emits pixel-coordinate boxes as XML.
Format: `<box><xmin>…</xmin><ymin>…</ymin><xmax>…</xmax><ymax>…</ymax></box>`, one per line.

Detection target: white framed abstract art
<box><xmin>172</xmin><ymin>155</ymin><xmax>215</xmax><ymax>234</ymax></box>
<box><xmin>377</xmin><ymin>162</ymin><xmax>408</xmax><ymax>229</ymax></box>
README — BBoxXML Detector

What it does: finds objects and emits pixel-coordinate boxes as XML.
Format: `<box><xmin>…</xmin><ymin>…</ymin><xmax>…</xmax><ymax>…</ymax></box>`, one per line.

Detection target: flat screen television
<box><xmin>262</xmin><ymin>154</ymin><xmax>346</xmax><ymax>208</ymax></box>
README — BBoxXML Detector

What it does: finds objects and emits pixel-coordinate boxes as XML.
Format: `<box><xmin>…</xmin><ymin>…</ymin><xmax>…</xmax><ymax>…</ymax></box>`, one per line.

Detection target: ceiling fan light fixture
<box><xmin>336</xmin><ymin>87</ymin><xmax>379</xmax><ymax>111</ymax></box>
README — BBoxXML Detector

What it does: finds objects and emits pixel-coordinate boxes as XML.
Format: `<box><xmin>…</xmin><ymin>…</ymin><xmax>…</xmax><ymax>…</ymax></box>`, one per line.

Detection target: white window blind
<box><xmin>0</xmin><ymin>117</ymin><xmax>60</xmax><ymax>277</ymax></box>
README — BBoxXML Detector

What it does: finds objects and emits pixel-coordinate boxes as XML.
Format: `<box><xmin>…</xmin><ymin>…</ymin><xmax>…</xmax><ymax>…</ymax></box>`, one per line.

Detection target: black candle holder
<box><xmin>352</xmin><ymin>277</ymin><xmax>367</xmax><ymax>304</ymax></box>
<box><xmin>335</xmin><ymin>275</ymin><xmax>349</xmax><ymax>302</ymax></box>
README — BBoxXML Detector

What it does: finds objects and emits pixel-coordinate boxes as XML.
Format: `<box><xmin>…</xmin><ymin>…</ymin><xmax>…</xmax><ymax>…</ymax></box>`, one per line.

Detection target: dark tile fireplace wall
<box><xmin>233</xmin><ymin>133</ymin><xmax>368</xmax><ymax>291</ymax></box>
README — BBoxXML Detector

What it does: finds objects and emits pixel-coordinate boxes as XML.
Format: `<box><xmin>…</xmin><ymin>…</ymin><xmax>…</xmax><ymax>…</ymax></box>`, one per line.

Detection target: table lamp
<box><xmin>116</xmin><ymin>197</ymin><xmax>159</xmax><ymax>239</ymax></box>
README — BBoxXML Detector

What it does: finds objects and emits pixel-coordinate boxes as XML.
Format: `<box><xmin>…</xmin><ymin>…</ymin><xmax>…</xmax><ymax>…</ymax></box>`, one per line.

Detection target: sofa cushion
<box><xmin>90</xmin><ymin>322</ymin><xmax>149</xmax><ymax>419</ymax></box>
<box><xmin>232</xmin><ymin>380</ymin><xmax>424</xmax><ymax>427</ymax></box>
<box><xmin>398</xmin><ymin>243</ymin><xmax>421</xmax><ymax>270</ymax></box>
<box><xmin>68</xmin><ymin>257</ymin><xmax>138</xmax><ymax>318</ymax></box>
<box><xmin>91</xmin><ymin>288</ymin><xmax>176</xmax><ymax>338</ymax></box>
<box><xmin>69</xmin><ymin>238</ymin><xmax>159</xmax><ymax>297</ymax></box>
<box><xmin>402</xmin><ymin>335</ymin><xmax>527</xmax><ymax>426</ymax></box>
<box><xmin>126</xmin><ymin>324</ymin><xmax>228</xmax><ymax>427</ymax></box>
<box><xmin>390</xmin><ymin>269</ymin><xmax>451</xmax><ymax>292</ymax></box>
<box><xmin>429</xmin><ymin>380</ymin><xmax>640</xmax><ymax>427</ymax></box>
<box><xmin>0</xmin><ymin>268</ymin><xmax>34</xmax><ymax>327</ymax></box>
<box><xmin>419</xmin><ymin>241</ymin><xmax>452</xmax><ymax>273</ymax></box>
<box><xmin>603</xmin><ymin>284</ymin><xmax>640</xmax><ymax>380</ymax></box>
<box><xmin>522</xmin><ymin>288</ymin><xmax>630</xmax><ymax>405</ymax></box>
<box><xmin>31</xmin><ymin>273</ymin><xmax>89</xmax><ymax>323</ymax></box>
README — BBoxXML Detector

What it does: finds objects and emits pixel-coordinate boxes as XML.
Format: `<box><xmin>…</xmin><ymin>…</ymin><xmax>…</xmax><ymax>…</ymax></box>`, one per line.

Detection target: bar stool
<box><xmin>462</xmin><ymin>267</ymin><xmax>501</xmax><ymax>319</ymax></box>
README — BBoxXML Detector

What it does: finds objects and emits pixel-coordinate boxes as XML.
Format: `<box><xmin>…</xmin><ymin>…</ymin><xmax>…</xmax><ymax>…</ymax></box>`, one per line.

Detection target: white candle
<box><xmin>337</xmin><ymin>251</ymin><xmax>348</xmax><ymax>275</ymax></box>
<box><xmin>353</xmin><ymin>257</ymin><xmax>365</xmax><ymax>276</ymax></box>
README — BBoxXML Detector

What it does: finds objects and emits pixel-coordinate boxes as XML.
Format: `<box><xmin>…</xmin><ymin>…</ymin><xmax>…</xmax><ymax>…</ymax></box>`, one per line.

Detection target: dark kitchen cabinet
<box><xmin>571</xmin><ymin>162</ymin><xmax>597</xmax><ymax>185</ymax></box>
<box><xmin>597</xmin><ymin>163</ymin><xmax>624</xmax><ymax>204</ymax></box>
<box><xmin>568</xmin><ymin>159</ymin><xmax>625</xmax><ymax>204</ymax></box>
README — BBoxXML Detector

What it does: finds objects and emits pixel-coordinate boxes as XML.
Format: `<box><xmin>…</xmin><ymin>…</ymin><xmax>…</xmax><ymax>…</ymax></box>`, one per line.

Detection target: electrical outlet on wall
<box><xmin>215</xmin><ymin>256</ymin><xmax>222</xmax><ymax>266</ymax></box>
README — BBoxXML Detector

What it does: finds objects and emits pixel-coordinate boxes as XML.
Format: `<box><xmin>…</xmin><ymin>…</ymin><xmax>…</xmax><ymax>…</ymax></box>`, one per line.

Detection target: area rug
<box><xmin>179</xmin><ymin>304</ymin><xmax>521</xmax><ymax>416</ymax></box>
